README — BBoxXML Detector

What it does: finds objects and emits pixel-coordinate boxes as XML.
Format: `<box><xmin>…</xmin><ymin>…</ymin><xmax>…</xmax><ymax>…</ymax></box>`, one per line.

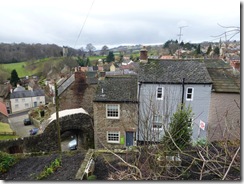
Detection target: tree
<box><xmin>213</xmin><ymin>46</ymin><xmax>220</xmax><ymax>56</ymax></box>
<box><xmin>86</xmin><ymin>43</ymin><xmax>96</xmax><ymax>56</ymax></box>
<box><xmin>195</xmin><ymin>44</ymin><xmax>201</xmax><ymax>55</ymax></box>
<box><xmin>10</xmin><ymin>69</ymin><xmax>20</xmax><ymax>87</ymax></box>
<box><xmin>100</xmin><ymin>45</ymin><xmax>109</xmax><ymax>56</ymax></box>
<box><xmin>206</xmin><ymin>44</ymin><xmax>212</xmax><ymax>55</ymax></box>
<box><xmin>106</xmin><ymin>51</ymin><xmax>115</xmax><ymax>63</ymax></box>
<box><xmin>162</xmin><ymin>104</ymin><xmax>193</xmax><ymax>152</ymax></box>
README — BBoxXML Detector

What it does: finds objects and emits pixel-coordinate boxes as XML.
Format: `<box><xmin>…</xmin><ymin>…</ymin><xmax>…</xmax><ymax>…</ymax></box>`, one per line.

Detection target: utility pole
<box><xmin>55</xmin><ymin>81</ymin><xmax>61</xmax><ymax>152</ymax></box>
<box><xmin>177</xmin><ymin>26</ymin><xmax>188</xmax><ymax>59</ymax></box>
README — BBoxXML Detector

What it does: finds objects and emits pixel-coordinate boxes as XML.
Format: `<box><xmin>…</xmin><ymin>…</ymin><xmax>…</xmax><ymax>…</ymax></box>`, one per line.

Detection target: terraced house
<box><xmin>10</xmin><ymin>84</ymin><xmax>45</xmax><ymax>113</ymax></box>
<box><xmin>93</xmin><ymin>76</ymin><xmax>138</xmax><ymax>149</ymax></box>
<box><xmin>137</xmin><ymin>60</ymin><xmax>213</xmax><ymax>143</ymax></box>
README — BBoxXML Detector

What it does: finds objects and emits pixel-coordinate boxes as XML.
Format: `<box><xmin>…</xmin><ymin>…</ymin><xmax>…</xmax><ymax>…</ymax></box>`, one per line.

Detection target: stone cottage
<box><xmin>93</xmin><ymin>75</ymin><xmax>138</xmax><ymax>149</ymax></box>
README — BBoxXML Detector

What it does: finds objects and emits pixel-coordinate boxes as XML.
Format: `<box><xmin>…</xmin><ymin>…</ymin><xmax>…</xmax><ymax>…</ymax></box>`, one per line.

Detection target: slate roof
<box><xmin>10</xmin><ymin>89</ymin><xmax>45</xmax><ymax>99</ymax></box>
<box><xmin>94</xmin><ymin>76</ymin><xmax>138</xmax><ymax>102</ymax></box>
<box><xmin>138</xmin><ymin>60</ymin><xmax>212</xmax><ymax>84</ymax></box>
<box><xmin>204</xmin><ymin>59</ymin><xmax>240</xmax><ymax>93</ymax></box>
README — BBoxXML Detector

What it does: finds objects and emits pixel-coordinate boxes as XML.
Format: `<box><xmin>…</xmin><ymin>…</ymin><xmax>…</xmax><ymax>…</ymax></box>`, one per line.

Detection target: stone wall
<box><xmin>58</xmin><ymin>71</ymin><xmax>97</xmax><ymax>116</ymax></box>
<box><xmin>93</xmin><ymin>102</ymin><xmax>138</xmax><ymax>149</ymax></box>
<box><xmin>0</xmin><ymin>112</ymin><xmax>94</xmax><ymax>153</ymax></box>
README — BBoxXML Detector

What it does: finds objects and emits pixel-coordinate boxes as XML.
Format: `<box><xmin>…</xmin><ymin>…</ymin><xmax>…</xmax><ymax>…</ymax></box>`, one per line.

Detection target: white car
<box><xmin>68</xmin><ymin>139</ymin><xmax>77</xmax><ymax>150</ymax></box>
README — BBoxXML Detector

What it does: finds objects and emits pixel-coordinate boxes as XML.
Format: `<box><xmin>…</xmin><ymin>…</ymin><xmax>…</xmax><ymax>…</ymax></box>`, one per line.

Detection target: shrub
<box><xmin>0</xmin><ymin>151</ymin><xmax>18</xmax><ymax>173</ymax></box>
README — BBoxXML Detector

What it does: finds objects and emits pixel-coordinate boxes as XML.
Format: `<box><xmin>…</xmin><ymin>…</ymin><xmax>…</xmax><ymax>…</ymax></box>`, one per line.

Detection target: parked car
<box><xmin>24</xmin><ymin>118</ymin><xmax>32</xmax><ymax>126</ymax></box>
<box><xmin>68</xmin><ymin>139</ymin><xmax>77</xmax><ymax>150</ymax></box>
<box><xmin>29</xmin><ymin>128</ymin><xmax>39</xmax><ymax>135</ymax></box>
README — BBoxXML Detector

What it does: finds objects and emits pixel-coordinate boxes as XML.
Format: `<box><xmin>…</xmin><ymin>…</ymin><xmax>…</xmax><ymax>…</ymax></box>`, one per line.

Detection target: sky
<box><xmin>0</xmin><ymin>0</ymin><xmax>241</xmax><ymax>50</ymax></box>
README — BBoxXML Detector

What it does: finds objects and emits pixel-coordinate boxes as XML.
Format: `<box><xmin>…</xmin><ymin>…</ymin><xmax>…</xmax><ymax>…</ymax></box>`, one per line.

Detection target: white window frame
<box><xmin>156</xmin><ymin>87</ymin><xmax>164</xmax><ymax>100</ymax></box>
<box><xmin>107</xmin><ymin>131</ymin><xmax>120</xmax><ymax>143</ymax></box>
<box><xmin>106</xmin><ymin>104</ymin><xmax>120</xmax><ymax>119</ymax></box>
<box><xmin>152</xmin><ymin>115</ymin><xmax>163</xmax><ymax>129</ymax></box>
<box><xmin>15</xmin><ymin>104</ymin><xmax>19</xmax><ymax>109</ymax></box>
<box><xmin>15</xmin><ymin>98</ymin><xmax>18</xmax><ymax>102</ymax></box>
<box><xmin>22</xmin><ymin>98</ymin><xmax>25</xmax><ymax>102</ymax></box>
<box><xmin>25</xmin><ymin>103</ymin><xmax>29</xmax><ymax>108</ymax></box>
<box><xmin>186</xmin><ymin>87</ymin><xmax>194</xmax><ymax>101</ymax></box>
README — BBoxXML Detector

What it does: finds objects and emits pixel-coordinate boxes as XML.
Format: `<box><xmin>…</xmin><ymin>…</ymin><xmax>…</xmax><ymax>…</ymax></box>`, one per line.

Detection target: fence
<box><xmin>0</xmin><ymin>132</ymin><xmax>16</xmax><ymax>136</ymax></box>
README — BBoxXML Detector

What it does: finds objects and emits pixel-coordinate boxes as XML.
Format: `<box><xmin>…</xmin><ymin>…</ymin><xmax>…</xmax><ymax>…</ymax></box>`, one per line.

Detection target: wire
<box><xmin>73</xmin><ymin>0</ymin><xmax>95</xmax><ymax>49</ymax></box>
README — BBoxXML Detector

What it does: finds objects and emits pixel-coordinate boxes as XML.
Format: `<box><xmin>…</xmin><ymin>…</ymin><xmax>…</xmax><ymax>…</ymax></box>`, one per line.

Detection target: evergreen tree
<box><xmin>206</xmin><ymin>44</ymin><xmax>212</xmax><ymax>55</ymax></box>
<box><xmin>162</xmin><ymin>104</ymin><xmax>193</xmax><ymax>153</ymax></box>
<box><xmin>10</xmin><ymin>69</ymin><xmax>20</xmax><ymax>87</ymax></box>
<box><xmin>106</xmin><ymin>51</ymin><xmax>115</xmax><ymax>63</ymax></box>
<box><xmin>213</xmin><ymin>46</ymin><xmax>220</xmax><ymax>56</ymax></box>
<box><xmin>85</xmin><ymin>58</ymin><xmax>91</xmax><ymax>66</ymax></box>
<box><xmin>196</xmin><ymin>44</ymin><xmax>201</xmax><ymax>55</ymax></box>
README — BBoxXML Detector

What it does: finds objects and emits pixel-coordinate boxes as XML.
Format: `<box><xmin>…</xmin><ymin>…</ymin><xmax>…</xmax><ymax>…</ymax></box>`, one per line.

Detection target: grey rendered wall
<box><xmin>184</xmin><ymin>84</ymin><xmax>212</xmax><ymax>141</ymax></box>
<box><xmin>138</xmin><ymin>83</ymin><xmax>212</xmax><ymax>142</ymax></box>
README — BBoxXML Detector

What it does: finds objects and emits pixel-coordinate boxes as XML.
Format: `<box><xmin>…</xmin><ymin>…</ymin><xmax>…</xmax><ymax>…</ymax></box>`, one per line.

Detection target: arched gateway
<box><xmin>0</xmin><ymin>108</ymin><xmax>94</xmax><ymax>153</ymax></box>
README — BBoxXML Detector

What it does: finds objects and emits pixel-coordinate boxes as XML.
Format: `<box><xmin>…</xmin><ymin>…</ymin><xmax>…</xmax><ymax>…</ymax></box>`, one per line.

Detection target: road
<box><xmin>8</xmin><ymin>111</ymin><xmax>37</xmax><ymax>138</ymax></box>
<box><xmin>8</xmin><ymin>110</ymin><xmax>77</xmax><ymax>151</ymax></box>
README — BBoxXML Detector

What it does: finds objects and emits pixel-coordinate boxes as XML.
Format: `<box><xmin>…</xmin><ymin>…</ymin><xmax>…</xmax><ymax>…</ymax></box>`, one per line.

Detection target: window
<box><xmin>36</xmin><ymin>96</ymin><xmax>40</xmax><ymax>100</ymax></box>
<box><xmin>186</xmin><ymin>87</ymin><xmax>194</xmax><ymax>101</ymax></box>
<box><xmin>106</xmin><ymin>104</ymin><xmax>120</xmax><ymax>119</ymax></box>
<box><xmin>22</xmin><ymin>98</ymin><xmax>25</xmax><ymax>102</ymax></box>
<box><xmin>25</xmin><ymin>103</ymin><xmax>29</xmax><ymax>108</ymax></box>
<box><xmin>15</xmin><ymin>99</ymin><xmax>18</xmax><ymax>102</ymax></box>
<box><xmin>15</xmin><ymin>104</ymin><xmax>19</xmax><ymax>109</ymax></box>
<box><xmin>107</xmin><ymin>131</ymin><xmax>120</xmax><ymax>143</ymax></box>
<box><xmin>153</xmin><ymin>115</ymin><xmax>163</xmax><ymax>128</ymax></box>
<box><xmin>156</xmin><ymin>87</ymin><xmax>164</xmax><ymax>100</ymax></box>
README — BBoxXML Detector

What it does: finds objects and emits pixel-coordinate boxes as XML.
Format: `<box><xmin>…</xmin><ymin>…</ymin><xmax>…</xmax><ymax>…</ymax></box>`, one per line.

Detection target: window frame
<box><xmin>156</xmin><ymin>87</ymin><xmax>164</xmax><ymax>100</ymax></box>
<box><xmin>106</xmin><ymin>104</ymin><xmax>120</xmax><ymax>119</ymax></box>
<box><xmin>186</xmin><ymin>87</ymin><xmax>194</xmax><ymax>101</ymax></box>
<box><xmin>152</xmin><ymin>114</ymin><xmax>163</xmax><ymax>129</ymax></box>
<box><xmin>107</xmin><ymin>131</ymin><xmax>120</xmax><ymax>143</ymax></box>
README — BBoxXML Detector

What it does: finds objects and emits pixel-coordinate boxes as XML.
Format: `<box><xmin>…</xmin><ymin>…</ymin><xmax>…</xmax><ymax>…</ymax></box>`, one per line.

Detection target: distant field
<box><xmin>1</xmin><ymin>57</ymin><xmax>67</xmax><ymax>78</ymax></box>
<box><xmin>2</xmin><ymin>62</ymin><xmax>33</xmax><ymax>77</ymax></box>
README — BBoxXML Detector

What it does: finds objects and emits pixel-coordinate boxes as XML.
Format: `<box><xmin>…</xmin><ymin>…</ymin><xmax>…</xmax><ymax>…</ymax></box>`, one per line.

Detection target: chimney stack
<box><xmin>139</xmin><ymin>46</ymin><xmax>148</xmax><ymax>63</ymax></box>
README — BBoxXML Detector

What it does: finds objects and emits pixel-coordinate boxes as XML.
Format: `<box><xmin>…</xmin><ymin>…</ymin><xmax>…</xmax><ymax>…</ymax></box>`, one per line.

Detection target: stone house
<box><xmin>137</xmin><ymin>60</ymin><xmax>213</xmax><ymax>143</ymax></box>
<box><xmin>204</xmin><ymin>59</ymin><xmax>240</xmax><ymax>141</ymax></box>
<box><xmin>93</xmin><ymin>76</ymin><xmax>138</xmax><ymax>149</ymax></box>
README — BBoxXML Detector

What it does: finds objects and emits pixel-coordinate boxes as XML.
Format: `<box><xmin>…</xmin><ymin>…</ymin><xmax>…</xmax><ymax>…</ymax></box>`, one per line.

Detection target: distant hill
<box><xmin>0</xmin><ymin>43</ymin><xmax>80</xmax><ymax>64</ymax></box>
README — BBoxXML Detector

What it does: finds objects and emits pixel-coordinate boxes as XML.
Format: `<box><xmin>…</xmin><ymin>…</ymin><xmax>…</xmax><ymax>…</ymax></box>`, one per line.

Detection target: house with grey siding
<box><xmin>137</xmin><ymin>60</ymin><xmax>212</xmax><ymax>143</ymax></box>
<box><xmin>93</xmin><ymin>75</ymin><xmax>138</xmax><ymax>149</ymax></box>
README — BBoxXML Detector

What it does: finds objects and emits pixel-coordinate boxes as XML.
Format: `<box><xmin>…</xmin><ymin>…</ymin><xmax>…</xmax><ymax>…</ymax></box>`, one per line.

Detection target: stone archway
<box><xmin>43</xmin><ymin>108</ymin><xmax>94</xmax><ymax>151</ymax></box>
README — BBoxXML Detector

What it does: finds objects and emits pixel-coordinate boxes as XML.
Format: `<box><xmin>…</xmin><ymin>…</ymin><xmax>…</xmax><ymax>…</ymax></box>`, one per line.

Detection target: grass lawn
<box><xmin>0</xmin><ymin>122</ymin><xmax>18</xmax><ymax>140</ymax></box>
<box><xmin>2</xmin><ymin>62</ymin><xmax>33</xmax><ymax>78</ymax></box>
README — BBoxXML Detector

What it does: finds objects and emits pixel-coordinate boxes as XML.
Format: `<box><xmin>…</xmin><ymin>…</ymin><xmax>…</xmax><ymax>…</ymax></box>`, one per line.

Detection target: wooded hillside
<box><xmin>0</xmin><ymin>43</ymin><xmax>80</xmax><ymax>63</ymax></box>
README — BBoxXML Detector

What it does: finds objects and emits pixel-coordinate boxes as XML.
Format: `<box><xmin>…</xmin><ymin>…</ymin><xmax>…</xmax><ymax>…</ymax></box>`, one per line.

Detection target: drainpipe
<box><xmin>137</xmin><ymin>81</ymin><xmax>141</xmax><ymax>146</ymax></box>
<box><xmin>181</xmin><ymin>78</ymin><xmax>185</xmax><ymax>110</ymax></box>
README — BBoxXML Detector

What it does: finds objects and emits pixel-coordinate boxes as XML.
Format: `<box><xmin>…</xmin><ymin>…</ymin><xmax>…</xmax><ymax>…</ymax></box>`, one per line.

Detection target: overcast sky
<box><xmin>0</xmin><ymin>0</ymin><xmax>241</xmax><ymax>50</ymax></box>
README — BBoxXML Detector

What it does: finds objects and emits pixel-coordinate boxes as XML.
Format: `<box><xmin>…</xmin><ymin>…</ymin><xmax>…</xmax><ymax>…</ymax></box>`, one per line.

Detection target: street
<box><xmin>8</xmin><ymin>111</ymin><xmax>36</xmax><ymax>138</ymax></box>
